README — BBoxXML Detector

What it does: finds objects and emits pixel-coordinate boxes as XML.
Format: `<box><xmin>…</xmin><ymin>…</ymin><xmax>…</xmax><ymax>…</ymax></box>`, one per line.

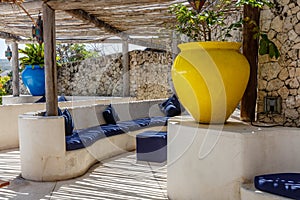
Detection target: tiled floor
<box><xmin>0</xmin><ymin>149</ymin><xmax>167</xmax><ymax>200</ymax></box>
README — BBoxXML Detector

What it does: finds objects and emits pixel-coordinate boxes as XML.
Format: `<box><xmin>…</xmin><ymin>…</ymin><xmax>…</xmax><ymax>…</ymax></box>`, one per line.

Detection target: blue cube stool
<box><xmin>136</xmin><ymin>131</ymin><xmax>167</xmax><ymax>163</ymax></box>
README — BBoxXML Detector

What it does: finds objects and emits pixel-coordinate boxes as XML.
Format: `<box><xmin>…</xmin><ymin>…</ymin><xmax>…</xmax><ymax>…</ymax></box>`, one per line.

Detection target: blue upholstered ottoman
<box><xmin>136</xmin><ymin>131</ymin><xmax>167</xmax><ymax>163</ymax></box>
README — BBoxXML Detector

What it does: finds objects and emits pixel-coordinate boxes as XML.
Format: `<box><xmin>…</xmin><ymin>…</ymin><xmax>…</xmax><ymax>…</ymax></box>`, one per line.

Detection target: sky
<box><xmin>0</xmin><ymin>39</ymin><xmax>6</xmax><ymax>59</ymax></box>
<box><xmin>0</xmin><ymin>38</ymin><xmax>145</xmax><ymax>60</ymax></box>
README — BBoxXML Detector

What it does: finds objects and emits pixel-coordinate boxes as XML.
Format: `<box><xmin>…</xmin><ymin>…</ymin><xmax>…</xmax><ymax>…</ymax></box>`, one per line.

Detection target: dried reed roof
<box><xmin>0</xmin><ymin>0</ymin><xmax>186</xmax><ymax>48</ymax></box>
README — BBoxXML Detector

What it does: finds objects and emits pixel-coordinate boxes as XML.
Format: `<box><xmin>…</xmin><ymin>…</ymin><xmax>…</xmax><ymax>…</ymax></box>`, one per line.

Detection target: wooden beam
<box><xmin>66</xmin><ymin>9</ymin><xmax>127</xmax><ymax>38</ymax></box>
<box><xmin>240</xmin><ymin>5</ymin><xmax>260</xmax><ymax>122</ymax></box>
<box><xmin>65</xmin><ymin>9</ymin><xmax>168</xmax><ymax>50</ymax></box>
<box><xmin>43</xmin><ymin>3</ymin><xmax>58</xmax><ymax>116</ymax></box>
<box><xmin>122</xmin><ymin>39</ymin><xmax>130</xmax><ymax>97</ymax></box>
<box><xmin>0</xmin><ymin>31</ymin><xmax>20</xmax><ymax>41</ymax></box>
<box><xmin>11</xmin><ymin>41</ymin><xmax>19</xmax><ymax>97</ymax></box>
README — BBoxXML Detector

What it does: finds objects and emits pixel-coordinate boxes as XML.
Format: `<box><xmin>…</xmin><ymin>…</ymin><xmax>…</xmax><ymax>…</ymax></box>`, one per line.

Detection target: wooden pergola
<box><xmin>0</xmin><ymin>0</ymin><xmax>258</xmax><ymax>121</ymax></box>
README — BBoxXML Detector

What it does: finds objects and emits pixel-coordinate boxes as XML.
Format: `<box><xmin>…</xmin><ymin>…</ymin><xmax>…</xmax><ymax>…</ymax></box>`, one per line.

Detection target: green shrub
<box><xmin>0</xmin><ymin>76</ymin><xmax>10</xmax><ymax>105</ymax></box>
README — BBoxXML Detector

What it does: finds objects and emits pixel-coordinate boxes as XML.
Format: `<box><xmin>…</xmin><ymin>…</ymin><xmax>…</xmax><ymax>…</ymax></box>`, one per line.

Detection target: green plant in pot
<box><xmin>19</xmin><ymin>43</ymin><xmax>45</xmax><ymax>96</ymax></box>
<box><xmin>168</xmin><ymin>0</ymin><xmax>279</xmax><ymax>123</ymax></box>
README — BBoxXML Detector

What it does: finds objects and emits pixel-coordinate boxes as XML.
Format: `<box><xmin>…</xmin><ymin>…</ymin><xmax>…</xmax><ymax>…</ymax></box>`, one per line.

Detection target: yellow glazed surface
<box><xmin>172</xmin><ymin>42</ymin><xmax>250</xmax><ymax>123</ymax></box>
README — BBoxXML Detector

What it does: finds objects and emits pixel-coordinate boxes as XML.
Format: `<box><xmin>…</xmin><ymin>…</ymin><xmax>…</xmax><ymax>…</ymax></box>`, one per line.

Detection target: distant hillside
<box><xmin>0</xmin><ymin>59</ymin><xmax>11</xmax><ymax>71</ymax></box>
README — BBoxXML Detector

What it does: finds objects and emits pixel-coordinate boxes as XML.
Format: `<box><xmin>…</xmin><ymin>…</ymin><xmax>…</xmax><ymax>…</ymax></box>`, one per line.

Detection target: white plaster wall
<box><xmin>0</xmin><ymin>97</ymin><xmax>129</xmax><ymax>151</ymax></box>
<box><xmin>167</xmin><ymin>117</ymin><xmax>300</xmax><ymax>200</ymax></box>
<box><xmin>0</xmin><ymin>103</ymin><xmax>45</xmax><ymax>150</ymax></box>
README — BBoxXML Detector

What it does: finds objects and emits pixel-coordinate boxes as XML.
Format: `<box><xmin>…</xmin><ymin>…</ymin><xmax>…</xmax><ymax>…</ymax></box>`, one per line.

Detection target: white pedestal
<box><xmin>167</xmin><ymin>116</ymin><xmax>300</xmax><ymax>200</ymax></box>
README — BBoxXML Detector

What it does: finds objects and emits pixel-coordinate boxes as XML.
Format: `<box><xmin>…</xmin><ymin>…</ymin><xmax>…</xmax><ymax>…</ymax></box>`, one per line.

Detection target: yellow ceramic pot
<box><xmin>172</xmin><ymin>42</ymin><xmax>250</xmax><ymax>123</ymax></box>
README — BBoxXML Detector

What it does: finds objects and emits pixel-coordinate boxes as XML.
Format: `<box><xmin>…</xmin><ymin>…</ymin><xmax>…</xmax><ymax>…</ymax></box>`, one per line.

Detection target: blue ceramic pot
<box><xmin>22</xmin><ymin>65</ymin><xmax>45</xmax><ymax>96</ymax></box>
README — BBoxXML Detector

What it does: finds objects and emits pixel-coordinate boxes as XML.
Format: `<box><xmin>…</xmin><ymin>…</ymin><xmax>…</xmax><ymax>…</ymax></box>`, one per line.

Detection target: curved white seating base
<box><xmin>18</xmin><ymin>99</ymin><xmax>166</xmax><ymax>181</ymax></box>
<box><xmin>241</xmin><ymin>184</ymin><xmax>291</xmax><ymax>200</ymax></box>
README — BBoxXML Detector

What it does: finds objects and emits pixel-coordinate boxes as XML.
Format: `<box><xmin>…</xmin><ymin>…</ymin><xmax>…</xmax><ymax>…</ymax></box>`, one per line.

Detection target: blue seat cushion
<box><xmin>35</xmin><ymin>95</ymin><xmax>46</xmax><ymax>103</ymax></box>
<box><xmin>58</xmin><ymin>95</ymin><xmax>68</xmax><ymax>102</ymax></box>
<box><xmin>35</xmin><ymin>95</ymin><xmax>68</xmax><ymax>103</ymax></box>
<box><xmin>66</xmin><ymin>124</ymin><xmax>125</xmax><ymax>151</ymax></box>
<box><xmin>66</xmin><ymin>116</ymin><xmax>168</xmax><ymax>151</ymax></box>
<box><xmin>254</xmin><ymin>173</ymin><xmax>300</xmax><ymax>199</ymax></box>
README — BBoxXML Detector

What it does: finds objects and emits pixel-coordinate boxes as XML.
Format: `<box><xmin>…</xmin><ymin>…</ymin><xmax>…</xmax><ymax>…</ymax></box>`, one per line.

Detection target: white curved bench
<box><xmin>18</xmin><ymin>99</ymin><xmax>166</xmax><ymax>181</ymax></box>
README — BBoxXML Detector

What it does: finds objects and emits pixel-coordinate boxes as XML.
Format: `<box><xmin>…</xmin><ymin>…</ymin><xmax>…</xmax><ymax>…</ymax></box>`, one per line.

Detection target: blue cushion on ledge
<box><xmin>58</xmin><ymin>95</ymin><xmax>68</xmax><ymax>102</ymax></box>
<box><xmin>66</xmin><ymin>116</ymin><xmax>168</xmax><ymax>151</ymax></box>
<box><xmin>254</xmin><ymin>173</ymin><xmax>300</xmax><ymax>199</ymax></box>
<box><xmin>35</xmin><ymin>95</ymin><xmax>46</xmax><ymax>103</ymax></box>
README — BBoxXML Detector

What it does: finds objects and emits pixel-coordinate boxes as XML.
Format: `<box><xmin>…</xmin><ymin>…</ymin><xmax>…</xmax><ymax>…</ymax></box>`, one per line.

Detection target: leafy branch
<box><xmin>169</xmin><ymin>0</ymin><xmax>280</xmax><ymax>59</ymax></box>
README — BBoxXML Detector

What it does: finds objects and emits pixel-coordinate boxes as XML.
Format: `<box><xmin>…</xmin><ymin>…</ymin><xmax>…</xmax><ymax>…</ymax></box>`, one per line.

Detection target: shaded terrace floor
<box><xmin>0</xmin><ymin>149</ymin><xmax>167</xmax><ymax>200</ymax></box>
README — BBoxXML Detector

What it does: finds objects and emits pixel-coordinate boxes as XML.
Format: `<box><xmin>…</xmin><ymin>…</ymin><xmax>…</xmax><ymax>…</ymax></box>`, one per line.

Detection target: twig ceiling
<box><xmin>0</xmin><ymin>0</ymin><xmax>186</xmax><ymax>49</ymax></box>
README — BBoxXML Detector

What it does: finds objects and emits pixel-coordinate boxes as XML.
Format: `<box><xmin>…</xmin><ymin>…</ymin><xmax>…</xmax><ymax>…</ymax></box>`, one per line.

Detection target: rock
<box><xmin>295</xmin><ymin>23</ymin><xmax>300</xmax><ymax>35</ymax></box>
<box><xmin>288</xmin><ymin>29</ymin><xmax>298</xmax><ymax>41</ymax></box>
<box><xmin>278</xmin><ymin>68</ymin><xmax>289</xmax><ymax>81</ymax></box>
<box><xmin>266</xmin><ymin>79</ymin><xmax>284</xmax><ymax>91</ymax></box>
<box><xmin>286</xmin><ymin>96</ymin><xmax>295</xmax><ymax>108</ymax></box>
<box><xmin>288</xmin><ymin>78</ymin><xmax>299</xmax><ymax>88</ymax></box>
<box><xmin>271</xmin><ymin>16</ymin><xmax>284</xmax><ymax>32</ymax></box>
<box><xmin>278</xmin><ymin>86</ymin><xmax>290</xmax><ymax>99</ymax></box>
<box><xmin>285</xmin><ymin>108</ymin><xmax>299</xmax><ymax>119</ymax></box>
<box><xmin>260</xmin><ymin>62</ymin><xmax>281</xmax><ymax>81</ymax></box>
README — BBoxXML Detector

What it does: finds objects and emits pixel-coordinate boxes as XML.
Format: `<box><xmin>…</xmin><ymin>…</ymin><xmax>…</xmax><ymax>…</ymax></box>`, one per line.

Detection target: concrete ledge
<box><xmin>2</xmin><ymin>95</ymin><xmax>128</xmax><ymax>105</ymax></box>
<box><xmin>0</xmin><ymin>96</ymin><xmax>130</xmax><ymax>151</ymax></box>
<box><xmin>240</xmin><ymin>184</ymin><xmax>291</xmax><ymax>200</ymax></box>
<box><xmin>167</xmin><ymin>116</ymin><xmax>300</xmax><ymax>200</ymax></box>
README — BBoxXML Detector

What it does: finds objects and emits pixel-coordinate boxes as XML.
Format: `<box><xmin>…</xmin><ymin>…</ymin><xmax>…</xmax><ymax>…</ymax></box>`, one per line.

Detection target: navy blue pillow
<box><xmin>164</xmin><ymin>103</ymin><xmax>181</xmax><ymax>117</ymax></box>
<box><xmin>160</xmin><ymin>94</ymin><xmax>182</xmax><ymax>117</ymax></box>
<box><xmin>58</xmin><ymin>95</ymin><xmax>68</xmax><ymax>102</ymax></box>
<box><xmin>103</xmin><ymin>104</ymin><xmax>120</xmax><ymax>125</ymax></box>
<box><xmin>59</xmin><ymin>108</ymin><xmax>74</xmax><ymax>136</ymax></box>
<box><xmin>58</xmin><ymin>107</ymin><xmax>63</xmax><ymax>116</ymax></box>
<box><xmin>254</xmin><ymin>173</ymin><xmax>300</xmax><ymax>199</ymax></box>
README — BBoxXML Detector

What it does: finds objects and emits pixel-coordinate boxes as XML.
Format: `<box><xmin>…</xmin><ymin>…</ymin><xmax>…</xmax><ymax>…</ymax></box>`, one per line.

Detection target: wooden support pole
<box><xmin>43</xmin><ymin>3</ymin><xmax>58</xmax><ymax>116</ymax></box>
<box><xmin>171</xmin><ymin>31</ymin><xmax>179</xmax><ymax>61</ymax></box>
<box><xmin>11</xmin><ymin>41</ymin><xmax>19</xmax><ymax>97</ymax></box>
<box><xmin>241</xmin><ymin>5</ymin><xmax>260</xmax><ymax>122</ymax></box>
<box><xmin>122</xmin><ymin>39</ymin><xmax>130</xmax><ymax>97</ymax></box>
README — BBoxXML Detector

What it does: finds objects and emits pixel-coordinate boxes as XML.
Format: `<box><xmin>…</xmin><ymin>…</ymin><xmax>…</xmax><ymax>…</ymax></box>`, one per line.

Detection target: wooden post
<box><xmin>43</xmin><ymin>3</ymin><xmax>58</xmax><ymax>116</ymax></box>
<box><xmin>241</xmin><ymin>5</ymin><xmax>260</xmax><ymax>122</ymax></box>
<box><xmin>122</xmin><ymin>39</ymin><xmax>130</xmax><ymax>97</ymax></box>
<box><xmin>172</xmin><ymin>31</ymin><xmax>179</xmax><ymax>61</ymax></box>
<box><xmin>11</xmin><ymin>41</ymin><xmax>19</xmax><ymax>97</ymax></box>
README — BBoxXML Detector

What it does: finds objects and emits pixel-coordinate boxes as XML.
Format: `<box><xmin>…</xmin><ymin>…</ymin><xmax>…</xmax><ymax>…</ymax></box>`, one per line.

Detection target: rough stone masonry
<box><xmin>56</xmin><ymin>49</ymin><xmax>173</xmax><ymax>100</ymax></box>
<box><xmin>257</xmin><ymin>0</ymin><xmax>300</xmax><ymax>127</ymax></box>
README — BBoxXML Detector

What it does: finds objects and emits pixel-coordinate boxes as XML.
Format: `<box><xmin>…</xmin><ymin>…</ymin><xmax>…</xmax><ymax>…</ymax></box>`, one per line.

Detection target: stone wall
<box><xmin>257</xmin><ymin>0</ymin><xmax>300</xmax><ymax>127</ymax></box>
<box><xmin>57</xmin><ymin>49</ymin><xmax>173</xmax><ymax>100</ymax></box>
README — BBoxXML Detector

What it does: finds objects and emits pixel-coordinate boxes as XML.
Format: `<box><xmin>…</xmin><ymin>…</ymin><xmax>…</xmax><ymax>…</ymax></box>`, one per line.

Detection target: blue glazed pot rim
<box><xmin>24</xmin><ymin>65</ymin><xmax>44</xmax><ymax>69</ymax></box>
